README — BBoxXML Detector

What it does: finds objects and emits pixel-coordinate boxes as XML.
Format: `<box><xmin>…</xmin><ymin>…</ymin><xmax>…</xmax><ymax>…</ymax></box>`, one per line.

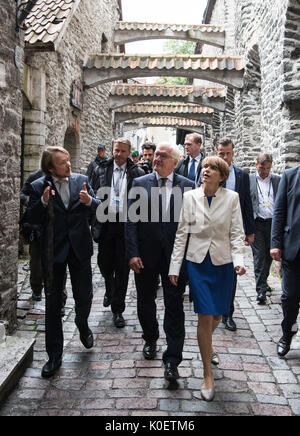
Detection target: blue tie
<box><xmin>188</xmin><ymin>158</ymin><xmax>196</xmax><ymax>181</ymax></box>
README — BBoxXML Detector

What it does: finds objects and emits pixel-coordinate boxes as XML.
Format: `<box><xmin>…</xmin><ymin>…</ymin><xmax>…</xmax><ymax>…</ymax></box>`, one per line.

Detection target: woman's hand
<box><xmin>169</xmin><ymin>275</ymin><xmax>178</xmax><ymax>286</ymax></box>
<box><xmin>235</xmin><ymin>266</ymin><xmax>246</xmax><ymax>276</ymax></box>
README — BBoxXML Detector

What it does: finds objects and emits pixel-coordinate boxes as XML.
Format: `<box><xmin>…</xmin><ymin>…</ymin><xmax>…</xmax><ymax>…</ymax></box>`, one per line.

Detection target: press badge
<box><xmin>263</xmin><ymin>202</ymin><xmax>271</xmax><ymax>207</ymax></box>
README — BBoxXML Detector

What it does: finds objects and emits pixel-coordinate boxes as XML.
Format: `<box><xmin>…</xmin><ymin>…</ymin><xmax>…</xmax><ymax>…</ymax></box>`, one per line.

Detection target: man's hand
<box><xmin>270</xmin><ymin>248</ymin><xmax>282</xmax><ymax>262</ymax></box>
<box><xmin>79</xmin><ymin>182</ymin><xmax>91</xmax><ymax>204</ymax></box>
<box><xmin>129</xmin><ymin>257</ymin><xmax>144</xmax><ymax>274</ymax></box>
<box><xmin>245</xmin><ymin>234</ymin><xmax>254</xmax><ymax>246</ymax></box>
<box><xmin>42</xmin><ymin>186</ymin><xmax>55</xmax><ymax>203</ymax></box>
<box><xmin>169</xmin><ymin>275</ymin><xmax>178</xmax><ymax>286</ymax></box>
<box><xmin>235</xmin><ymin>266</ymin><xmax>246</xmax><ymax>276</ymax></box>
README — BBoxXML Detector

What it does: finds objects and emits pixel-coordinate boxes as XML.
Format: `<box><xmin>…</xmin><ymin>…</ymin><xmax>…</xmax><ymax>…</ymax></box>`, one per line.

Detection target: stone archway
<box><xmin>235</xmin><ymin>44</ymin><xmax>262</xmax><ymax>170</ymax></box>
<box><xmin>281</xmin><ymin>0</ymin><xmax>300</xmax><ymax>168</ymax></box>
<box><xmin>64</xmin><ymin>126</ymin><xmax>80</xmax><ymax>173</ymax></box>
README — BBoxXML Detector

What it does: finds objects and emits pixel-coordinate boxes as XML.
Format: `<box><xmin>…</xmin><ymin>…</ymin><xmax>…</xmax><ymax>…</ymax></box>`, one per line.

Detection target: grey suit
<box><xmin>271</xmin><ymin>166</ymin><xmax>300</xmax><ymax>339</ymax></box>
<box><xmin>250</xmin><ymin>173</ymin><xmax>281</xmax><ymax>295</ymax></box>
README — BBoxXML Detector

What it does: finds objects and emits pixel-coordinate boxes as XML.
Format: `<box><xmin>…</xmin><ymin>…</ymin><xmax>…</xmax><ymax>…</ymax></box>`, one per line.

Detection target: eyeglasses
<box><xmin>154</xmin><ymin>152</ymin><xmax>172</xmax><ymax>160</ymax></box>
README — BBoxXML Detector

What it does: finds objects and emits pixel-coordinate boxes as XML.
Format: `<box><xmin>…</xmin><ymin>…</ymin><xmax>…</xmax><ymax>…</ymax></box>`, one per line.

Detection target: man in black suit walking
<box><xmin>93</xmin><ymin>138</ymin><xmax>144</xmax><ymax>328</ymax></box>
<box><xmin>27</xmin><ymin>146</ymin><xmax>100</xmax><ymax>378</ymax></box>
<box><xmin>271</xmin><ymin>165</ymin><xmax>300</xmax><ymax>357</ymax></box>
<box><xmin>216</xmin><ymin>138</ymin><xmax>255</xmax><ymax>331</ymax></box>
<box><xmin>125</xmin><ymin>143</ymin><xmax>194</xmax><ymax>382</ymax></box>
<box><xmin>175</xmin><ymin>133</ymin><xmax>204</xmax><ymax>185</ymax></box>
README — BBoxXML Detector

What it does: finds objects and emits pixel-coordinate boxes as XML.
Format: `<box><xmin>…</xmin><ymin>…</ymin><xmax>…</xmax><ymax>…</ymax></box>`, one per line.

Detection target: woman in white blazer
<box><xmin>169</xmin><ymin>156</ymin><xmax>246</xmax><ymax>401</ymax></box>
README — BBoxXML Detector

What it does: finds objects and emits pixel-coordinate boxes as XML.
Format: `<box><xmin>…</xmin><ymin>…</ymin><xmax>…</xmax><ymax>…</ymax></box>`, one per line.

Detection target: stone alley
<box><xmin>0</xmin><ymin>247</ymin><xmax>299</xmax><ymax>417</ymax></box>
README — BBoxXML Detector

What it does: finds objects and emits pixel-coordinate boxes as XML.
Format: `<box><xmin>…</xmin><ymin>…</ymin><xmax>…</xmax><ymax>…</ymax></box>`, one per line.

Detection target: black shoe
<box><xmin>41</xmin><ymin>356</ymin><xmax>62</xmax><ymax>378</ymax></box>
<box><xmin>143</xmin><ymin>342</ymin><xmax>157</xmax><ymax>360</ymax></box>
<box><xmin>277</xmin><ymin>336</ymin><xmax>291</xmax><ymax>357</ymax></box>
<box><xmin>79</xmin><ymin>328</ymin><xmax>94</xmax><ymax>349</ymax></box>
<box><xmin>224</xmin><ymin>316</ymin><xmax>237</xmax><ymax>331</ymax></box>
<box><xmin>256</xmin><ymin>291</ymin><xmax>266</xmax><ymax>305</ymax></box>
<box><xmin>113</xmin><ymin>313</ymin><xmax>125</xmax><ymax>328</ymax></box>
<box><xmin>32</xmin><ymin>292</ymin><xmax>42</xmax><ymax>301</ymax></box>
<box><xmin>103</xmin><ymin>293</ymin><xmax>111</xmax><ymax>307</ymax></box>
<box><xmin>266</xmin><ymin>286</ymin><xmax>273</xmax><ymax>294</ymax></box>
<box><xmin>164</xmin><ymin>362</ymin><xmax>179</xmax><ymax>382</ymax></box>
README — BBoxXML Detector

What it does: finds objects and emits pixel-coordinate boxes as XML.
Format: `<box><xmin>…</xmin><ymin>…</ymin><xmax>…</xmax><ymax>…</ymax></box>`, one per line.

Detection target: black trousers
<box><xmin>29</xmin><ymin>238</ymin><xmax>68</xmax><ymax>305</ymax></box>
<box><xmin>251</xmin><ymin>218</ymin><xmax>273</xmax><ymax>294</ymax></box>
<box><xmin>44</xmin><ymin>247</ymin><xmax>93</xmax><ymax>358</ymax></box>
<box><xmin>97</xmin><ymin>222</ymin><xmax>129</xmax><ymax>314</ymax></box>
<box><xmin>29</xmin><ymin>239</ymin><xmax>44</xmax><ymax>293</ymax></box>
<box><xmin>281</xmin><ymin>249</ymin><xmax>300</xmax><ymax>339</ymax></box>
<box><xmin>134</xmin><ymin>252</ymin><xmax>186</xmax><ymax>366</ymax></box>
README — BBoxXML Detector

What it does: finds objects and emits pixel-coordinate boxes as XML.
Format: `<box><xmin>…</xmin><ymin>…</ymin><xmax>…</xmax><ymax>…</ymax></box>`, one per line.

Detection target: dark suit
<box><xmin>250</xmin><ymin>173</ymin><xmax>281</xmax><ymax>295</ymax></box>
<box><xmin>225</xmin><ymin>166</ymin><xmax>255</xmax><ymax>317</ymax></box>
<box><xmin>175</xmin><ymin>153</ymin><xmax>204</xmax><ymax>185</ymax></box>
<box><xmin>27</xmin><ymin>173</ymin><xmax>100</xmax><ymax>358</ymax></box>
<box><xmin>271</xmin><ymin>166</ymin><xmax>300</xmax><ymax>339</ymax></box>
<box><xmin>94</xmin><ymin>157</ymin><xmax>144</xmax><ymax>314</ymax></box>
<box><xmin>125</xmin><ymin>172</ymin><xmax>194</xmax><ymax>366</ymax></box>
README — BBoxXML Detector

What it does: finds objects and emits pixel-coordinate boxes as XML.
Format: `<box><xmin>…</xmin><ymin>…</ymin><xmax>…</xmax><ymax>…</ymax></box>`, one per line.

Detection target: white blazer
<box><xmin>169</xmin><ymin>186</ymin><xmax>245</xmax><ymax>276</ymax></box>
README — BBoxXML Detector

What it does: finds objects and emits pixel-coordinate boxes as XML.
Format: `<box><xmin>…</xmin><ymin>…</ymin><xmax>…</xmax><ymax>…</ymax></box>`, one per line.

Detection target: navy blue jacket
<box><xmin>27</xmin><ymin>173</ymin><xmax>100</xmax><ymax>263</ymax></box>
<box><xmin>125</xmin><ymin>172</ymin><xmax>194</xmax><ymax>269</ymax></box>
<box><xmin>233</xmin><ymin>166</ymin><xmax>255</xmax><ymax>236</ymax></box>
<box><xmin>271</xmin><ymin>166</ymin><xmax>300</xmax><ymax>262</ymax></box>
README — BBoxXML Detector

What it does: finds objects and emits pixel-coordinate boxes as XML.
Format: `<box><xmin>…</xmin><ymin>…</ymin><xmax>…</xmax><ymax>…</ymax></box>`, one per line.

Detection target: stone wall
<box><xmin>0</xmin><ymin>0</ymin><xmax>24</xmax><ymax>332</ymax></box>
<box><xmin>23</xmin><ymin>0</ymin><xmax>120</xmax><ymax>180</ymax></box>
<box><xmin>202</xmin><ymin>0</ymin><xmax>300</xmax><ymax>172</ymax></box>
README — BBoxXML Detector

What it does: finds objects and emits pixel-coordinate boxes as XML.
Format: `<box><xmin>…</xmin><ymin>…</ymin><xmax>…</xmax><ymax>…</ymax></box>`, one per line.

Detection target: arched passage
<box><xmin>235</xmin><ymin>44</ymin><xmax>262</xmax><ymax>170</ymax></box>
<box><xmin>64</xmin><ymin>127</ymin><xmax>80</xmax><ymax>173</ymax></box>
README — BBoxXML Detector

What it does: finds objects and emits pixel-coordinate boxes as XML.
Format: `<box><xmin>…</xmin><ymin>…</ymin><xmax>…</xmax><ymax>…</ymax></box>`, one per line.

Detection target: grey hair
<box><xmin>157</xmin><ymin>142</ymin><xmax>181</xmax><ymax>163</ymax></box>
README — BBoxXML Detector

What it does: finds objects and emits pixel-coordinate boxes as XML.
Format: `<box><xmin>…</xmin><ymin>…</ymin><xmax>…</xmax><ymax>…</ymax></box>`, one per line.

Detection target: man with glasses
<box><xmin>125</xmin><ymin>143</ymin><xmax>194</xmax><ymax>384</ymax></box>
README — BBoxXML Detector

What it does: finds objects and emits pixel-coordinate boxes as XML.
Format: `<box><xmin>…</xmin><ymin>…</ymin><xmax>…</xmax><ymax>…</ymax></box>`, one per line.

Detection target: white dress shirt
<box><xmin>256</xmin><ymin>171</ymin><xmax>274</xmax><ymax>219</ymax></box>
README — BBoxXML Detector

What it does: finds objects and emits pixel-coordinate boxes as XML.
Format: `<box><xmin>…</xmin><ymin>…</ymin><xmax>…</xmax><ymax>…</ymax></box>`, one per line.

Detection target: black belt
<box><xmin>255</xmin><ymin>217</ymin><xmax>272</xmax><ymax>222</ymax></box>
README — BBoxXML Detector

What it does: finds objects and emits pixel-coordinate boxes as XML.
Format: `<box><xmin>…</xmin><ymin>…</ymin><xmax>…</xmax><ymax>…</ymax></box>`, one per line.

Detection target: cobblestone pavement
<box><xmin>0</xmin><ymin>247</ymin><xmax>299</xmax><ymax>417</ymax></box>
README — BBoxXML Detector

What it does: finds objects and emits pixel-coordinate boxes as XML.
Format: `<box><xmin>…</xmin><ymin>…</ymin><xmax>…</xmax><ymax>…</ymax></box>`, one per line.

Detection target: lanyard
<box><xmin>256</xmin><ymin>177</ymin><xmax>272</xmax><ymax>205</ymax></box>
<box><xmin>112</xmin><ymin>167</ymin><xmax>126</xmax><ymax>195</ymax></box>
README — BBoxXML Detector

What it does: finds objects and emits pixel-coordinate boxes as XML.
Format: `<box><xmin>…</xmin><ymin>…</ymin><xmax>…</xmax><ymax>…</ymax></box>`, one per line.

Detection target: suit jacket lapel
<box><xmin>233</xmin><ymin>166</ymin><xmax>241</xmax><ymax>193</ymax></box>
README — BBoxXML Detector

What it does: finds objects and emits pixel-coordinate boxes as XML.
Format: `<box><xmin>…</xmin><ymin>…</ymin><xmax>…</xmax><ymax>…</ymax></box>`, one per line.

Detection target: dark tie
<box><xmin>114</xmin><ymin>167</ymin><xmax>122</xmax><ymax>196</ymax></box>
<box><xmin>159</xmin><ymin>178</ymin><xmax>168</xmax><ymax>220</ymax></box>
<box><xmin>188</xmin><ymin>158</ymin><xmax>196</xmax><ymax>181</ymax></box>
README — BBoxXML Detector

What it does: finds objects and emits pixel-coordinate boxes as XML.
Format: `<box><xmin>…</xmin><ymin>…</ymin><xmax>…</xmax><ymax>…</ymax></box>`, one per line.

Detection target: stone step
<box><xmin>0</xmin><ymin>334</ymin><xmax>35</xmax><ymax>406</ymax></box>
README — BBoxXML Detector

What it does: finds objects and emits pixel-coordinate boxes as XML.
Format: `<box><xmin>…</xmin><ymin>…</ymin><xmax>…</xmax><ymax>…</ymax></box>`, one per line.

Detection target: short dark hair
<box><xmin>256</xmin><ymin>153</ymin><xmax>273</xmax><ymax>165</ymax></box>
<box><xmin>142</xmin><ymin>141</ymin><xmax>156</xmax><ymax>152</ymax></box>
<box><xmin>217</xmin><ymin>138</ymin><xmax>234</xmax><ymax>149</ymax></box>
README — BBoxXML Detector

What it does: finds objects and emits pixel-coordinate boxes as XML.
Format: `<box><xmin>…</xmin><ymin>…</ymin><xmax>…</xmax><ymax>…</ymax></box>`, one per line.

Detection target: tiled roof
<box><xmin>110</xmin><ymin>83</ymin><xmax>226</xmax><ymax>98</ymax></box>
<box><xmin>24</xmin><ymin>0</ymin><xmax>80</xmax><ymax>50</ymax></box>
<box><xmin>85</xmin><ymin>54</ymin><xmax>243</xmax><ymax>71</ymax></box>
<box><xmin>114</xmin><ymin>104</ymin><xmax>213</xmax><ymax>124</ymax></box>
<box><xmin>115</xmin><ymin>21</ymin><xmax>224</xmax><ymax>33</ymax></box>
<box><xmin>115</xmin><ymin>104</ymin><xmax>214</xmax><ymax>115</ymax></box>
<box><xmin>84</xmin><ymin>54</ymin><xmax>244</xmax><ymax>89</ymax></box>
<box><xmin>124</xmin><ymin>117</ymin><xmax>204</xmax><ymax>128</ymax></box>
